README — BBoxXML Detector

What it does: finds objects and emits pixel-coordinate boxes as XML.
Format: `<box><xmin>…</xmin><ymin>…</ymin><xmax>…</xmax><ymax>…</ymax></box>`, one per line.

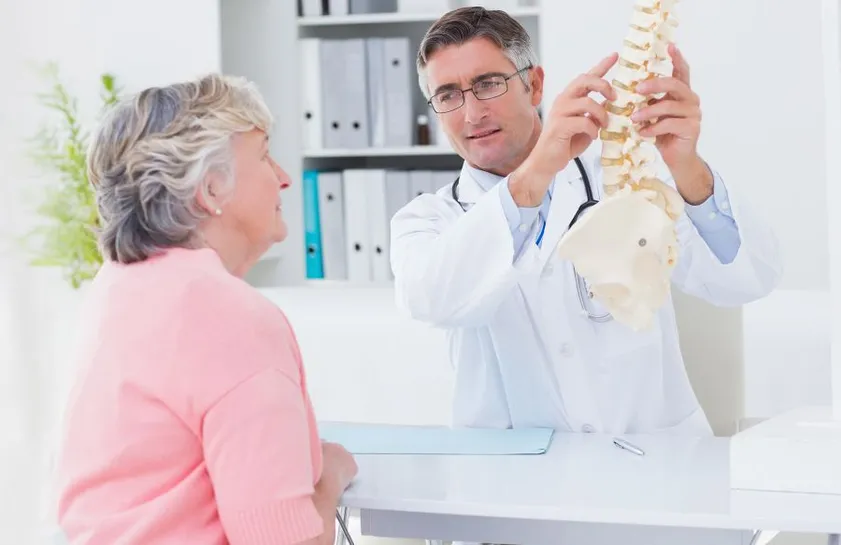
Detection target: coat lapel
<box><xmin>537</xmin><ymin>161</ymin><xmax>589</xmax><ymax>266</ymax></box>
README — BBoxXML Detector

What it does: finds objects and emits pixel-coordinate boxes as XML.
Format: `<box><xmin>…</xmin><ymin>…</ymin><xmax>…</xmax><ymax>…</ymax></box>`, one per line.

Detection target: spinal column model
<box><xmin>555</xmin><ymin>0</ymin><xmax>683</xmax><ymax>332</ymax></box>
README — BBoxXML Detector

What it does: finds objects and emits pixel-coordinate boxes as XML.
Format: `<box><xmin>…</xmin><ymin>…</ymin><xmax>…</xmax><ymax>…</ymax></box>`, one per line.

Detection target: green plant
<box><xmin>23</xmin><ymin>64</ymin><xmax>120</xmax><ymax>289</ymax></box>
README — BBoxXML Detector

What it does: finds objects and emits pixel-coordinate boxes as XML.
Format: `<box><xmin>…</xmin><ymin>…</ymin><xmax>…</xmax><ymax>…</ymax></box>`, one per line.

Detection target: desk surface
<box><xmin>341</xmin><ymin>432</ymin><xmax>841</xmax><ymax>534</ymax></box>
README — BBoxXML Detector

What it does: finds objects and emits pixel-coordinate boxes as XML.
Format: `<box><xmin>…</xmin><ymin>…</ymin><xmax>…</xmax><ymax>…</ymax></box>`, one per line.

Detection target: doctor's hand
<box><xmin>509</xmin><ymin>53</ymin><xmax>618</xmax><ymax>207</ymax></box>
<box><xmin>631</xmin><ymin>44</ymin><xmax>713</xmax><ymax>204</ymax></box>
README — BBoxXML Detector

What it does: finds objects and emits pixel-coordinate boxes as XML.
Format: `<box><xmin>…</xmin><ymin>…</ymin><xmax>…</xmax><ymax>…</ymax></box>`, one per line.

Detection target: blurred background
<box><xmin>0</xmin><ymin>0</ymin><xmax>836</xmax><ymax>543</ymax></box>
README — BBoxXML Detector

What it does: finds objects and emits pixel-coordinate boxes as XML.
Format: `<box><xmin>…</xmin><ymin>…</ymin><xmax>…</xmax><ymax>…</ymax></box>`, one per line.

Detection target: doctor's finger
<box><xmin>561</xmin><ymin>97</ymin><xmax>609</xmax><ymax>128</ymax></box>
<box><xmin>586</xmin><ymin>52</ymin><xmax>619</xmax><ymax>78</ymax></box>
<box><xmin>631</xmin><ymin>100</ymin><xmax>697</xmax><ymax>123</ymax></box>
<box><xmin>636</xmin><ymin>77</ymin><xmax>697</xmax><ymax>103</ymax></box>
<box><xmin>564</xmin><ymin>73</ymin><xmax>616</xmax><ymax>101</ymax></box>
<box><xmin>639</xmin><ymin>117</ymin><xmax>699</xmax><ymax>139</ymax></box>
<box><xmin>564</xmin><ymin>116</ymin><xmax>600</xmax><ymax>141</ymax></box>
<box><xmin>669</xmin><ymin>43</ymin><xmax>691</xmax><ymax>86</ymax></box>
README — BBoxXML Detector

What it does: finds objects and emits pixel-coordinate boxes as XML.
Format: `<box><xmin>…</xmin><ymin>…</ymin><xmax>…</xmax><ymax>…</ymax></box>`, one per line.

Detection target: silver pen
<box><xmin>612</xmin><ymin>437</ymin><xmax>645</xmax><ymax>456</ymax></box>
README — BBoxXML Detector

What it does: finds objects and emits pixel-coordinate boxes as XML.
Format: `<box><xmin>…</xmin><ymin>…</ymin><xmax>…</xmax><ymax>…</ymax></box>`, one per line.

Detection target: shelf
<box><xmin>303</xmin><ymin>146</ymin><xmax>457</xmax><ymax>158</ymax></box>
<box><xmin>297</xmin><ymin>7</ymin><xmax>540</xmax><ymax>26</ymax></box>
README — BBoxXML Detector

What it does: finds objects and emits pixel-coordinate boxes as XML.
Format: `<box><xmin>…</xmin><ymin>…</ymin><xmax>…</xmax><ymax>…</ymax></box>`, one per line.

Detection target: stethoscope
<box><xmin>450</xmin><ymin>157</ymin><xmax>612</xmax><ymax>323</ymax></box>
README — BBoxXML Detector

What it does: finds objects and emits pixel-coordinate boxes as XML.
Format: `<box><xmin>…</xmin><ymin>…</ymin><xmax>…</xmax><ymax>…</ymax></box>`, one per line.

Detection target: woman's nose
<box><xmin>270</xmin><ymin>157</ymin><xmax>291</xmax><ymax>189</ymax></box>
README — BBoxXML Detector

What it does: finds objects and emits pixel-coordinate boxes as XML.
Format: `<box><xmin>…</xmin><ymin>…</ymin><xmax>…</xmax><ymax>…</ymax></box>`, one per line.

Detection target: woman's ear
<box><xmin>196</xmin><ymin>174</ymin><xmax>223</xmax><ymax>217</ymax></box>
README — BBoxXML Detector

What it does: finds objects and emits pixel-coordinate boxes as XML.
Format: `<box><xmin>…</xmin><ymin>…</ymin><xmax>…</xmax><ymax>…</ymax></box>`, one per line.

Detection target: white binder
<box><xmin>317</xmin><ymin>171</ymin><xmax>348</xmax><ymax>280</ymax></box>
<box><xmin>300</xmin><ymin>38</ymin><xmax>323</xmax><ymax>151</ymax></box>
<box><xmin>319</xmin><ymin>40</ymin><xmax>346</xmax><ymax>149</ymax></box>
<box><xmin>365</xmin><ymin>38</ymin><xmax>387</xmax><ymax>148</ymax></box>
<box><xmin>385</xmin><ymin>170</ymin><xmax>411</xmax><ymax>223</ymax></box>
<box><xmin>382</xmin><ymin>37</ymin><xmax>413</xmax><ymax>147</ymax></box>
<box><xmin>341</xmin><ymin>38</ymin><xmax>370</xmax><ymax>148</ymax></box>
<box><xmin>364</xmin><ymin>170</ymin><xmax>392</xmax><ymax>282</ymax></box>
<box><xmin>350</xmin><ymin>0</ymin><xmax>397</xmax><ymax>12</ymax></box>
<box><xmin>328</xmin><ymin>0</ymin><xmax>349</xmax><ymax>15</ymax></box>
<box><xmin>342</xmin><ymin>169</ymin><xmax>372</xmax><ymax>281</ymax></box>
<box><xmin>432</xmin><ymin>170</ymin><xmax>456</xmax><ymax>193</ymax></box>
<box><xmin>397</xmin><ymin>0</ymin><xmax>448</xmax><ymax>12</ymax></box>
<box><xmin>409</xmin><ymin>170</ymin><xmax>434</xmax><ymax>199</ymax></box>
<box><xmin>300</xmin><ymin>0</ymin><xmax>323</xmax><ymax>16</ymax></box>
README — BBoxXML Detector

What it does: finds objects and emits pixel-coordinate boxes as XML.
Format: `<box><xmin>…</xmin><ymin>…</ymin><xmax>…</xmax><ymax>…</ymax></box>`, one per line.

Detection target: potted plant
<box><xmin>22</xmin><ymin>64</ymin><xmax>120</xmax><ymax>289</ymax></box>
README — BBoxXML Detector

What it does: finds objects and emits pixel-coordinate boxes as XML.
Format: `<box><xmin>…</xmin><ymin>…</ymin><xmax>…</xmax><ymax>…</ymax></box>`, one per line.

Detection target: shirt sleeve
<box><xmin>499</xmin><ymin>178</ymin><xmax>542</xmax><ymax>257</ymax></box>
<box><xmin>203</xmin><ymin>367</ymin><xmax>323</xmax><ymax>545</ymax></box>
<box><xmin>683</xmin><ymin>167</ymin><xmax>742</xmax><ymax>265</ymax></box>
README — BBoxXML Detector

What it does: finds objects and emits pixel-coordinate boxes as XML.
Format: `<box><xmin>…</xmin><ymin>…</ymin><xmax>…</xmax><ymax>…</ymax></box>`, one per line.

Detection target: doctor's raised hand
<box><xmin>389</xmin><ymin>6</ymin><xmax>782</xmax><ymax>437</ymax></box>
<box><xmin>632</xmin><ymin>43</ymin><xmax>713</xmax><ymax>205</ymax></box>
<box><xmin>510</xmin><ymin>52</ymin><xmax>619</xmax><ymax>207</ymax></box>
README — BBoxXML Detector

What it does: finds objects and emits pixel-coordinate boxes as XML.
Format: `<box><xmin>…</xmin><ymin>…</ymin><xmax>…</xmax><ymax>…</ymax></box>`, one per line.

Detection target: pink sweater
<box><xmin>55</xmin><ymin>247</ymin><xmax>324</xmax><ymax>545</ymax></box>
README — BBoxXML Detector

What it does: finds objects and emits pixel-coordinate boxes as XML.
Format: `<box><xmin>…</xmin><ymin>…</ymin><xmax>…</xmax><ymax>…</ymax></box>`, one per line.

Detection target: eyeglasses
<box><xmin>428</xmin><ymin>66</ymin><xmax>533</xmax><ymax>114</ymax></box>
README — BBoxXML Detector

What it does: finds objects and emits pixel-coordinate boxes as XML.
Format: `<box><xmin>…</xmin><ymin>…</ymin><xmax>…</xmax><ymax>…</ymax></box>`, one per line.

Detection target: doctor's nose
<box><xmin>462</xmin><ymin>92</ymin><xmax>489</xmax><ymax>125</ymax></box>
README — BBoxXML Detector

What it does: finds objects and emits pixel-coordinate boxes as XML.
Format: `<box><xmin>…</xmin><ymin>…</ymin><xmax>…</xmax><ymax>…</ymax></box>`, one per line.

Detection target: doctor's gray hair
<box><xmin>87</xmin><ymin>73</ymin><xmax>273</xmax><ymax>264</ymax></box>
<box><xmin>416</xmin><ymin>6</ymin><xmax>539</xmax><ymax>100</ymax></box>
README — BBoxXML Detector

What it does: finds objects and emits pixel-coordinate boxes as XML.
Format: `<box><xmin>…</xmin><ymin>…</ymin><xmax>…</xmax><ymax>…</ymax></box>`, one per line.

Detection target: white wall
<box><xmin>0</xmin><ymin>2</ymin><xmax>220</xmax><ymax>543</ymax></box>
<box><xmin>260</xmin><ymin>286</ymin><xmax>454</xmax><ymax>426</ymax></box>
<box><xmin>539</xmin><ymin>0</ymin><xmax>832</xmax><ymax>426</ymax></box>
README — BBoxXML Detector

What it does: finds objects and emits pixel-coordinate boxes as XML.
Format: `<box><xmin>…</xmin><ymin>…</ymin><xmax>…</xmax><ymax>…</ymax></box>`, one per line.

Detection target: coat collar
<box><xmin>455</xmin><ymin>159</ymin><xmax>593</xmax><ymax>264</ymax></box>
<box><xmin>455</xmin><ymin>160</ymin><xmax>585</xmax><ymax>204</ymax></box>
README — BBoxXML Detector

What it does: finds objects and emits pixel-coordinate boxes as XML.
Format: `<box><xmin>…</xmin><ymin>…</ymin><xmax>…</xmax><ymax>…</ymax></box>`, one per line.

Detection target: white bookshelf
<box><xmin>297</xmin><ymin>7</ymin><xmax>540</xmax><ymax>26</ymax></box>
<box><xmin>303</xmin><ymin>145</ymin><xmax>455</xmax><ymax>158</ymax></box>
<box><xmin>220</xmin><ymin>1</ymin><xmax>542</xmax><ymax>288</ymax></box>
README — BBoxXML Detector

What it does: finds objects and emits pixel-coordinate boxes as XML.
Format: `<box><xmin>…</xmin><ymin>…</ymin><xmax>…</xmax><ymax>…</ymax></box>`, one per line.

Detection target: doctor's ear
<box><xmin>529</xmin><ymin>66</ymin><xmax>545</xmax><ymax>107</ymax></box>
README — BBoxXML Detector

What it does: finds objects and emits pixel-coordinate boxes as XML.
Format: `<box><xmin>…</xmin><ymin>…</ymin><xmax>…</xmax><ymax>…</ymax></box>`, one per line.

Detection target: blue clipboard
<box><xmin>318</xmin><ymin>421</ymin><xmax>554</xmax><ymax>455</ymax></box>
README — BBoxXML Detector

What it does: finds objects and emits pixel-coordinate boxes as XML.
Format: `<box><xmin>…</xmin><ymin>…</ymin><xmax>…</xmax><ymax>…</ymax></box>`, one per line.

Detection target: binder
<box><xmin>342</xmin><ymin>169</ymin><xmax>372</xmax><ymax>281</ymax></box>
<box><xmin>409</xmin><ymin>170</ymin><xmax>433</xmax><ymax>198</ymax></box>
<box><xmin>382</xmin><ymin>37</ymin><xmax>413</xmax><ymax>147</ymax></box>
<box><xmin>300</xmin><ymin>38</ymin><xmax>323</xmax><ymax>151</ymax></box>
<box><xmin>364</xmin><ymin>170</ymin><xmax>391</xmax><ymax>282</ymax></box>
<box><xmin>302</xmin><ymin>170</ymin><xmax>324</xmax><ymax>279</ymax></box>
<box><xmin>316</xmin><ymin>171</ymin><xmax>347</xmax><ymax>280</ymax></box>
<box><xmin>350</xmin><ymin>0</ymin><xmax>397</xmax><ymax>13</ymax></box>
<box><xmin>318</xmin><ymin>421</ymin><xmax>555</xmax><ymax>455</ymax></box>
<box><xmin>433</xmin><ymin>170</ymin><xmax>456</xmax><ymax>193</ymax></box>
<box><xmin>385</xmin><ymin>170</ymin><xmax>410</xmax><ymax>223</ymax></box>
<box><xmin>365</xmin><ymin>38</ymin><xmax>386</xmax><ymax>148</ymax></box>
<box><xmin>328</xmin><ymin>0</ymin><xmax>349</xmax><ymax>15</ymax></box>
<box><xmin>340</xmin><ymin>39</ymin><xmax>370</xmax><ymax>148</ymax></box>
<box><xmin>300</xmin><ymin>0</ymin><xmax>323</xmax><ymax>16</ymax></box>
<box><xmin>319</xmin><ymin>40</ymin><xmax>346</xmax><ymax>149</ymax></box>
<box><xmin>397</xmin><ymin>0</ymin><xmax>449</xmax><ymax>13</ymax></box>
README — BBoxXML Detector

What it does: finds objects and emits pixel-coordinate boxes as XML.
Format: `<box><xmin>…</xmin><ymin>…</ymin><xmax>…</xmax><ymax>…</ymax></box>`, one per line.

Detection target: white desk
<box><xmin>339</xmin><ymin>433</ymin><xmax>841</xmax><ymax>545</ymax></box>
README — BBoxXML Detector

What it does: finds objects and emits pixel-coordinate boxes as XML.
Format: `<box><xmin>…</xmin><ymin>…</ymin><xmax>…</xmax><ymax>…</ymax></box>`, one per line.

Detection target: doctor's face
<box><xmin>424</xmin><ymin>38</ymin><xmax>544</xmax><ymax>176</ymax></box>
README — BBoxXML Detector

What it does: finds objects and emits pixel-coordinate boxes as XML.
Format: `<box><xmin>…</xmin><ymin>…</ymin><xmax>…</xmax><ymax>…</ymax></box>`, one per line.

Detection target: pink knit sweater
<box><xmin>55</xmin><ymin>247</ymin><xmax>324</xmax><ymax>544</ymax></box>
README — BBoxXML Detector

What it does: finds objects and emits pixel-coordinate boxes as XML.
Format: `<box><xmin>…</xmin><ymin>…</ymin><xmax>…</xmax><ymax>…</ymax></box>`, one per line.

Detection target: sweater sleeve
<box><xmin>202</xmin><ymin>367</ymin><xmax>323</xmax><ymax>545</ymax></box>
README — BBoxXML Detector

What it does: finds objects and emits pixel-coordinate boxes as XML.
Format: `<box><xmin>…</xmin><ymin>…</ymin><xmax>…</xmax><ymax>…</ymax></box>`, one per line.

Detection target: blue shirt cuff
<box><xmin>500</xmin><ymin>178</ymin><xmax>541</xmax><ymax>255</ymax></box>
<box><xmin>683</xmin><ymin>168</ymin><xmax>735</xmax><ymax>230</ymax></box>
<box><xmin>683</xmin><ymin>166</ymin><xmax>741</xmax><ymax>264</ymax></box>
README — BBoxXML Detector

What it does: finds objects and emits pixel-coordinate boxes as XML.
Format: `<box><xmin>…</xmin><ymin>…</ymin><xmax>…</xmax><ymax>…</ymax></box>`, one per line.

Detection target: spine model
<box><xmin>601</xmin><ymin>0</ymin><xmax>679</xmax><ymax>202</ymax></box>
<box><xmin>554</xmin><ymin>0</ymin><xmax>685</xmax><ymax>332</ymax></box>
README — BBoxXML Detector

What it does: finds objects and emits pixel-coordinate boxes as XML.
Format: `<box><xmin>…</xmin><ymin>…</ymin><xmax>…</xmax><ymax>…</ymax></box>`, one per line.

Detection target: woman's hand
<box><xmin>320</xmin><ymin>442</ymin><xmax>358</xmax><ymax>495</ymax></box>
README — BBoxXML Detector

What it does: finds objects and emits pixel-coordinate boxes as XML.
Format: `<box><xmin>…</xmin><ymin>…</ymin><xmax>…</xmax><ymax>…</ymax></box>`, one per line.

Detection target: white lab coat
<box><xmin>389</xmin><ymin>148</ymin><xmax>782</xmax><ymax>436</ymax></box>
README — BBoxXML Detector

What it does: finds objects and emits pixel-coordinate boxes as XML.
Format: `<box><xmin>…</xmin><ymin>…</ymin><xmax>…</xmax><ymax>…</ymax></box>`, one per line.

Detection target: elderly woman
<box><xmin>54</xmin><ymin>73</ymin><xmax>357</xmax><ymax>545</ymax></box>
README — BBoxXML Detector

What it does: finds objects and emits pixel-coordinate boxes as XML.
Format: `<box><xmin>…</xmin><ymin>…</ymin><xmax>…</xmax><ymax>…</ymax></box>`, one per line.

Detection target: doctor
<box><xmin>389</xmin><ymin>6</ymin><xmax>782</xmax><ymax>436</ymax></box>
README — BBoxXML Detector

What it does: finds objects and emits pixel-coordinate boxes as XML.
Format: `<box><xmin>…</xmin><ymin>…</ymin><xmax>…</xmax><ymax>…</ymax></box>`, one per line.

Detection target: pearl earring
<box><xmin>214</xmin><ymin>208</ymin><xmax>222</xmax><ymax>216</ymax></box>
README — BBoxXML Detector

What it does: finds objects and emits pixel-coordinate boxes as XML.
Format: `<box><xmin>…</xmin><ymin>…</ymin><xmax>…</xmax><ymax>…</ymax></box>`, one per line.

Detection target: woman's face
<box><xmin>220</xmin><ymin>129</ymin><xmax>291</xmax><ymax>253</ymax></box>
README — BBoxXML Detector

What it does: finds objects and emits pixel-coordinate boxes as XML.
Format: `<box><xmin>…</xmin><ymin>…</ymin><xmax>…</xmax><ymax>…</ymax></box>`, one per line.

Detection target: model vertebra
<box><xmin>555</xmin><ymin>0</ymin><xmax>682</xmax><ymax>331</ymax></box>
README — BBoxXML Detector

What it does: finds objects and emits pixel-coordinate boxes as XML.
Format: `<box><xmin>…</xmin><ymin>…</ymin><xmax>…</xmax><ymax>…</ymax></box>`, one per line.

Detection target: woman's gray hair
<box><xmin>416</xmin><ymin>6</ymin><xmax>539</xmax><ymax>99</ymax></box>
<box><xmin>87</xmin><ymin>73</ymin><xmax>273</xmax><ymax>264</ymax></box>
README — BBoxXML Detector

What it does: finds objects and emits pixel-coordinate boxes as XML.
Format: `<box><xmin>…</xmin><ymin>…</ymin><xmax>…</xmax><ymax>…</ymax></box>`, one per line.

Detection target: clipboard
<box><xmin>318</xmin><ymin>421</ymin><xmax>554</xmax><ymax>455</ymax></box>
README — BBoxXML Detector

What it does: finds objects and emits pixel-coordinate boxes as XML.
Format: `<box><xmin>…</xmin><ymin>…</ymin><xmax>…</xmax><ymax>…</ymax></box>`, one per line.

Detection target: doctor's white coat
<box><xmin>389</xmin><ymin>149</ymin><xmax>782</xmax><ymax>436</ymax></box>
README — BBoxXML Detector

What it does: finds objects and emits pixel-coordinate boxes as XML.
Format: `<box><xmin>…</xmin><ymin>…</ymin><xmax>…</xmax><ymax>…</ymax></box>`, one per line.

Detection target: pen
<box><xmin>612</xmin><ymin>437</ymin><xmax>645</xmax><ymax>456</ymax></box>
